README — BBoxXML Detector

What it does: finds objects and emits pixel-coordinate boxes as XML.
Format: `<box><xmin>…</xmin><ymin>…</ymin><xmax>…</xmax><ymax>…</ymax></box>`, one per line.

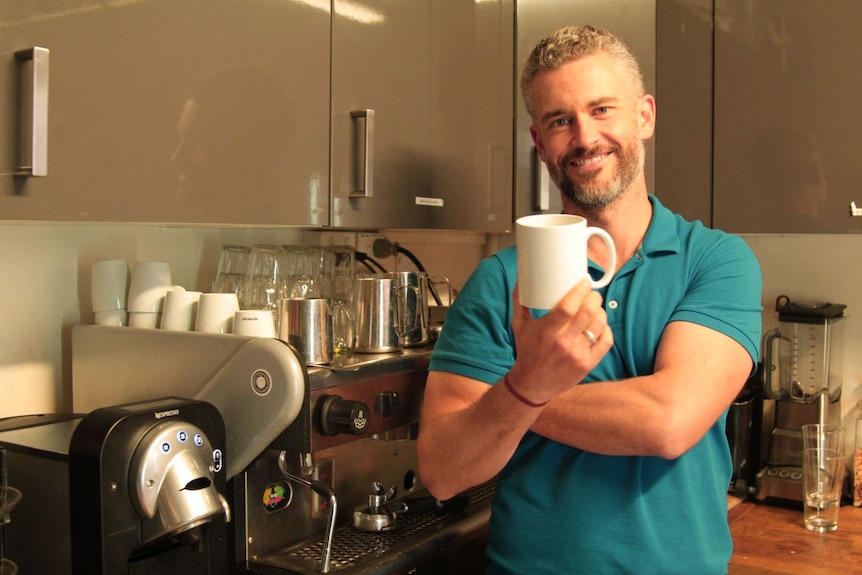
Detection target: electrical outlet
<box><xmin>356</xmin><ymin>232</ymin><xmax>387</xmax><ymax>257</ymax></box>
<box><xmin>308</xmin><ymin>231</ymin><xmax>357</xmax><ymax>248</ymax></box>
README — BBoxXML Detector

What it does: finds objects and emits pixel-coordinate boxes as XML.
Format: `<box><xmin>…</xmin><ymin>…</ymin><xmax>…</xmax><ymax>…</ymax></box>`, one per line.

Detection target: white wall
<box><xmin>0</xmin><ymin>223</ymin><xmax>490</xmax><ymax>416</ymax></box>
<box><xmin>1</xmin><ymin>223</ymin><xmax>860</xmax><ymax>431</ymax></box>
<box><xmin>745</xmin><ymin>234</ymin><xmax>862</xmax><ymax>430</ymax></box>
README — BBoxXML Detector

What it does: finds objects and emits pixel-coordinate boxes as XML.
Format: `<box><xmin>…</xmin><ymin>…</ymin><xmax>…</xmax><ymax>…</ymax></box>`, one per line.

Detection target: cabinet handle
<box><xmin>349</xmin><ymin>109</ymin><xmax>374</xmax><ymax>198</ymax></box>
<box><xmin>532</xmin><ymin>146</ymin><xmax>549</xmax><ymax>211</ymax></box>
<box><xmin>15</xmin><ymin>47</ymin><xmax>49</xmax><ymax>177</ymax></box>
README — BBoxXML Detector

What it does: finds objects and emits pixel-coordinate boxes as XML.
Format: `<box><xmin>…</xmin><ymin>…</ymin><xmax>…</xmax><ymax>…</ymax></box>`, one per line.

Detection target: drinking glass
<box><xmin>212</xmin><ymin>244</ymin><xmax>250</xmax><ymax>294</ymax></box>
<box><xmin>323</xmin><ymin>245</ymin><xmax>356</xmax><ymax>306</ymax></box>
<box><xmin>802</xmin><ymin>424</ymin><xmax>846</xmax><ymax>533</ymax></box>
<box><xmin>283</xmin><ymin>245</ymin><xmax>323</xmax><ymax>299</ymax></box>
<box><xmin>239</xmin><ymin>244</ymin><xmax>286</xmax><ymax>312</ymax></box>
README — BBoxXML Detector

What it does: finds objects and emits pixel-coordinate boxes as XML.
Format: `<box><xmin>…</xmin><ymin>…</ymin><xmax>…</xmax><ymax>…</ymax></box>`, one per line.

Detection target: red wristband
<box><xmin>502</xmin><ymin>373</ymin><xmax>548</xmax><ymax>408</ymax></box>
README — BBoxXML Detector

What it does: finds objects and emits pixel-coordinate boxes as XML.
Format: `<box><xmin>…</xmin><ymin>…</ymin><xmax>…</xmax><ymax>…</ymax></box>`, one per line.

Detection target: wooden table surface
<box><xmin>728</xmin><ymin>500</ymin><xmax>862</xmax><ymax>574</ymax></box>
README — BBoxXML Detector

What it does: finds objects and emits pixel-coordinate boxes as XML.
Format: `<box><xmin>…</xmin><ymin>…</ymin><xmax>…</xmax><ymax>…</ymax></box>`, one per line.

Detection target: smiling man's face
<box><xmin>528</xmin><ymin>52</ymin><xmax>654</xmax><ymax>209</ymax></box>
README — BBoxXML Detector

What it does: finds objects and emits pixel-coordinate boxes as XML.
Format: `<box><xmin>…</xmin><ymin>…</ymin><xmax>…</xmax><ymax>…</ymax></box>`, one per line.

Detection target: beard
<box><xmin>547</xmin><ymin>137</ymin><xmax>645</xmax><ymax>209</ymax></box>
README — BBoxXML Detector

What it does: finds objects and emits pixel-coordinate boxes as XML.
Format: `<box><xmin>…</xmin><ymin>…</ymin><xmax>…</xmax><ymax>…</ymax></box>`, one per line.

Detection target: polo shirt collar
<box><xmin>641</xmin><ymin>194</ymin><xmax>681</xmax><ymax>256</ymax></box>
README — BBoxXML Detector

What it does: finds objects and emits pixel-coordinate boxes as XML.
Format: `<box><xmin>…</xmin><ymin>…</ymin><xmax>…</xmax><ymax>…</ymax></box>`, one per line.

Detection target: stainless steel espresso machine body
<box><xmin>755</xmin><ymin>295</ymin><xmax>847</xmax><ymax>503</ymax></box>
<box><xmin>70</xmin><ymin>326</ymin><xmax>490</xmax><ymax>575</ymax></box>
<box><xmin>0</xmin><ymin>397</ymin><xmax>229</xmax><ymax>575</ymax></box>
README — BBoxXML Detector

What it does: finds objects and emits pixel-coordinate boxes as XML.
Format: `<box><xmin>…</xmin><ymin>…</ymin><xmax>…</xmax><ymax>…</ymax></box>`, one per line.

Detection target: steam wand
<box><xmin>277</xmin><ymin>452</ymin><xmax>337</xmax><ymax>574</ymax></box>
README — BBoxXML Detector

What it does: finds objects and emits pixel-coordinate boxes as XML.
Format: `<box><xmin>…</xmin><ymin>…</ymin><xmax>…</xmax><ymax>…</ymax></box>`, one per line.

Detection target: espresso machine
<box><xmin>0</xmin><ymin>397</ymin><xmax>229</xmax><ymax>574</ymax></box>
<box><xmin>754</xmin><ymin>295</ymin><xmax>846</xmax><ymax>503</ymax></box>
<box><xmin>69</xmin><ymin>325</ymin><xmax>493</xmax><ymax>575</ymax></box>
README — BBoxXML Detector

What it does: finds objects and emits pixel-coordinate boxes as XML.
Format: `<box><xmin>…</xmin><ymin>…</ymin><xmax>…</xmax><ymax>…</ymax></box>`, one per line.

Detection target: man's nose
<box><xmin>568</xmin><ymin>117</ymin><xmax>599</xmax><ymax>148</ymax></box>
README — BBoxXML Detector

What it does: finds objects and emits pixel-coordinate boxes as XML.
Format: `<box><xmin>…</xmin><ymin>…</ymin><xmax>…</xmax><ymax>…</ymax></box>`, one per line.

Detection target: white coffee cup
<box><xmin>160</xmin><ymin>290</ymin><xmax>202</xmax><ymax>331</ymax></box>
<box><xmin>195</xmin><ymin>293</ymin><xmax>240</xmax><ymax>334</ymax></box>
<box><xmin>128</xmin><ymin>261</ymin><xmax>173</xmax><ymax>313</ymax></box>
<box><xmin>91</xmin><ymin>259</ymin><xmax>130</xmax><ymax>312</ymax></box>
<box><xmin>128</xmin><ymin>311</ymin><xmax>161</xmax><ymax>329</ymax></box>
<box><xmin>94</xmin><ymin>308</ymin><xmax>128</xmax><ymax>327</ymax></box>
<box><xmin>233</xmin><ymin>310</ymin><xmax>277</xmax><ymax>338</ymax></box>
<box><xmin>516</xmin><ymin>214</ymin><xmax>616</xmax><ymax>310</ymax></box>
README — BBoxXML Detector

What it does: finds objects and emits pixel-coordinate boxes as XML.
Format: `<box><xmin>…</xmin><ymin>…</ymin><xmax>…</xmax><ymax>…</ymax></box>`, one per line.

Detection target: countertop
<box><xmin>728</xmin><ymin>499</ymin><xmax>862</xmax><ymax>574</ymax></box>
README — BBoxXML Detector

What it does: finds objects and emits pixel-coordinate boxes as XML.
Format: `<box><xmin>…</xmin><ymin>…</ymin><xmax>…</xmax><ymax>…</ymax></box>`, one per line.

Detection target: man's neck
<box><xmin>563</xmin><ymin>184</ymin><xmax>653</xmax><ymax>273</ymax></box>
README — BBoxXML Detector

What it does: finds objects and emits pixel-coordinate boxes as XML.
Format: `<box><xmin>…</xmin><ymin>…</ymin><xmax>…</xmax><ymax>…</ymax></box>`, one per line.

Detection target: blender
<box><xmin>755</xmin><ymin>295</ymin><xmax>846</xmax><ymax>502</ymax></box>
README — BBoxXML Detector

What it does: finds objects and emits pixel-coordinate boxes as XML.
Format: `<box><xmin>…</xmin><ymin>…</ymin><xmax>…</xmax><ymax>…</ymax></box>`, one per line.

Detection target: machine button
<box><xmin>317</xmin><ymin>395</ymin><xmax>371</xmax><ymax>436</ymax></box>
<box><xmin>375</xmin><ymin>391</ymin><xmax>401</xmax><ymax>417</ymax></box>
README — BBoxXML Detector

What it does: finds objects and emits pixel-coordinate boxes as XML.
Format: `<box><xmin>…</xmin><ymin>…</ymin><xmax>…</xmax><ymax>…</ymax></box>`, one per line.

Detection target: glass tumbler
<box><xmin>239</xmin><ymin>244</ymin><xmax>286</xmax><ymax>313</ymax></box>
<box><xmin>284</xmin><ymin>245</ymin><xmax>323</xmax><ymax>299</ymax></box>
<box><xmin>212</xmin><ymin>244</ymin><xmax>250</xmax><ymax>294</ymax></box>
<box><xmin>323</xmin><ymin>245</ymin><xmax>356</xmax><ymax>306</ymax></box>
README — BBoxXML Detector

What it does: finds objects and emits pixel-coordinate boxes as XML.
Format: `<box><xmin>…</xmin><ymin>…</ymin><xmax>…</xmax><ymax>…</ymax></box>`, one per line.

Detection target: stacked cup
<box><xmin>160</xmin><ymin>289</ymin><xmax>202</xmax><ymax>331</ymax></box>
<box><xmin>195</xmin><ymin>292</ymin><xmax>241</xmax><ymax>334</ymax></box>
<box><xmin>127</xmin><ymin>261</ymin><xmax>173</xmax><ymax>328</ymax></box>
<box><xmin>91</xmin><ymin>259</ymin><xmax>130</xmax><ymax>326</ymax></box>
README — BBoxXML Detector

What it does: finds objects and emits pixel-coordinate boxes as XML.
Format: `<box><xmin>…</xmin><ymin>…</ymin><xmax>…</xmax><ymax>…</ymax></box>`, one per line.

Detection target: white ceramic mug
<box><xmin>91</xmin><ymin>259</ymin><xmax>130</xmax><ymax>312</ymax></box>
<box><xmin>127</xmin><ymin>261</ymin><xmax>173</xmax><ymax>313</ymax></box>
<box><xmin>516</xmin><ymin>214</ymin><xmax>616</xmax><ymax>310</ymax></box>
<box><xmin>160</xmin><ymin>290</ymin><xmax>202</xmax><ymax>331</ymax></box>
<box><xmin>195</xmin><ymin>292</ymin><xmax>240</xmax><ymax>334</ymax></box>
<box><xmin>233</xmin><ymin>309</ymin><xmax>277</xmax><ymax>337</ymax></box>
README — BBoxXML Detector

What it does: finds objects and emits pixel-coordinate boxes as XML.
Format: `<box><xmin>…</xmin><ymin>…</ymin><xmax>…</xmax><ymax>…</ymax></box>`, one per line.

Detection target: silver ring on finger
<box><xmin>583</xmin><ymin>329</ymin><xmax>598</xmax><ymax>347</ymax></box>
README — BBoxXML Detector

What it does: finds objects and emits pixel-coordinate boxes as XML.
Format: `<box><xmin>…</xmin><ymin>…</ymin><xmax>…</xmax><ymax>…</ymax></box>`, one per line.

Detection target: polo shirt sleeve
<box><xmin>670</xmin><ymin>231</ymin><xmax>763</xmax><ymax>366</ymax></box>
<box><xmin>429</xmin><ymin>250</ymin><xmax>516</xmax><ymax>384</ymax></box>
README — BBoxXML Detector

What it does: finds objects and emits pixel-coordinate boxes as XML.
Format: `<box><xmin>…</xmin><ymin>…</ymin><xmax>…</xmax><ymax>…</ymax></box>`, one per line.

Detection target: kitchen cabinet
<box><xmin>1</xmin><ymin>1</ymin><xmax>513</xmax><ymax>230</ymax></box>
<box><xmin>514</xmin><ymin>0</ymin><xmax>656</xmax><ymax>221</ymax></box>
<box><xmin>654</xmin><ymin>0</ymin><xmax>713</xmax><ymax>225</ymax></box>
<box><xmin>331</xmin><ymin>0</ymin><xmax>513</xmax><ymax>231</ymax></box>
<box><xmin>657</xmin><ymin>0</ymin><xmax>862</xmax><ymax>234</ymax></box>
<box><xmin>712</xmin><ymin>0</ymin><xmax>862</xmax><ymax>233</ymax></box>
<box><xmin>0</xmin><ymin>0</ymin><xmax>330</xmax><ymax>225</ymax></box>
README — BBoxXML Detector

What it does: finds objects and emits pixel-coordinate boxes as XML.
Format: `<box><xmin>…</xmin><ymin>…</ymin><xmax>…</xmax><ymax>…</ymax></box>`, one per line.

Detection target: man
<box><xmin>417</xmin><ymin>25</ymin><xmax>762</xmax><ymax>574</ymax></box>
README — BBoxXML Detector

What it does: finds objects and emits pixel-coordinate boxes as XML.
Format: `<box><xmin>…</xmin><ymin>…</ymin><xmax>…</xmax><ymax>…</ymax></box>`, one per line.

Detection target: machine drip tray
<box><xmin>251</xmin><ymin>482</ymin><xmax>496</xmax><ymax>575</ymax></box>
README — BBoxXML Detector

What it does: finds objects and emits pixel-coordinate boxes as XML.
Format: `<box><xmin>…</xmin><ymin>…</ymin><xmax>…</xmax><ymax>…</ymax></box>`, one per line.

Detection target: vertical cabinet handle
<box><xmin>15</xmin><ymin>47</ymin><xmax>50</xmax><ymax>177</ymax></box>
<box><xmin>532</xmin><ymin>146</ymin><xmax>549</xmax><ymax>211</ymax></box>
<box><xmin>349</xmin><ymin>109</ymin><xmax>374</xmax><ymax>198</ymax></box>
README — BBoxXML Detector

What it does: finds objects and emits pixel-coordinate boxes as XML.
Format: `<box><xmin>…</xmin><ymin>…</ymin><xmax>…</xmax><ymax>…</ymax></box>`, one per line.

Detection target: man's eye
<box><xmin>551</xmin><ymin>118</ymin><xmax>569</xmax><ymax>128</ymax></box>
<box><xmin>595</xmin><ymin>106</ymin><xmax>610</xmax><ymax>115</ymax></box>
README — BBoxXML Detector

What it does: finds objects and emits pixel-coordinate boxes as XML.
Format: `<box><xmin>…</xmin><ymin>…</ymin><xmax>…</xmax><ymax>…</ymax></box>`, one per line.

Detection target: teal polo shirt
<box><xmin>429</xmin><ymin>195</ymin><xmax>762</xmax><ymax>575</ymax></box>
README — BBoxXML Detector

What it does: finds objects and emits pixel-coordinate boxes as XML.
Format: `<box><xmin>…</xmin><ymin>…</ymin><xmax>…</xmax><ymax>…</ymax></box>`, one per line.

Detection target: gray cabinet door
<box><xmin>0</xmin><ymin>0</ymin><xmax>330</xmax><ymax>225</ymax></box>
<box><xmin>330</xmin><ymin>0</ymin><xmax>513</xmax><ymax>231</ymax></box>
<box><xmin>713</xmin><ymin>0</ymin><xmax>862</xmax><ymax>233</ymax></box>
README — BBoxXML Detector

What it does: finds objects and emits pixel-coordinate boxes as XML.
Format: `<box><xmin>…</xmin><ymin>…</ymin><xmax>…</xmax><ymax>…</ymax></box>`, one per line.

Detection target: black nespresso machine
<box><xmin>754</xmin><ymin>295</ymin><xmax>846</xmax><ymax>503</ymax></box>
<box><xmin>0</xmin><ymin>397</ymin><xmax>229</xmax><ymax>574</ymax></box>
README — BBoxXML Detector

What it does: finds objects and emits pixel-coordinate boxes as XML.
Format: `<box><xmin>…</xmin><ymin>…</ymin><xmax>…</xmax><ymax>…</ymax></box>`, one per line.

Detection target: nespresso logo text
<box><xmin>154</xmin><ymin>409</ymin><xmax>180</xmax><ymax>419</ymax></box>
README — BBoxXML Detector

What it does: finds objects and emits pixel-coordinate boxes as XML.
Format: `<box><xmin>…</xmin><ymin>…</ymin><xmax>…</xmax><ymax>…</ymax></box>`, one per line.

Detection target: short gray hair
<box><xmin>520</xmin><ymin>25</ymin><xmax>645</xmax><ymax>119</ymax></box>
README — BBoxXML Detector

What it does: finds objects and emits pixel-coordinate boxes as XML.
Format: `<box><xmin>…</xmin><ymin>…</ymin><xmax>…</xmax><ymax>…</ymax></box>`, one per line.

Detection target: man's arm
<box><xmin>418</xmin><ymin>319</ymin><xmax>751</xmax><ymax>500</ymax></box>
<box><xmin>418</xmin><ymin>279</ymin><xmax>611</xmax><ymax>500</ymax></box>
<box><xmin>531</xmin><ymin>320</ymin><xmax>752</xmax><ymax>458</ymax></box>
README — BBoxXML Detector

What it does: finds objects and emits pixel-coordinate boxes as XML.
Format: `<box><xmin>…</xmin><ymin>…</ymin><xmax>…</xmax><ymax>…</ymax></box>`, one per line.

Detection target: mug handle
<box><xmin>428</xmin><ymin>275</ymin><xmax>454</xmax><ymax>306</ymax></box>
<box><xmin>586</xmin><ymin>227</ymin><xmax>616</xmax><ymax>289</ymax></box>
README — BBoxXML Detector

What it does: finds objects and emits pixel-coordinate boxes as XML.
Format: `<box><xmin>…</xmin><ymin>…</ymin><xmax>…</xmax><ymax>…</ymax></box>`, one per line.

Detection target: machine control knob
<box><xmin>318</xmin><ymin>394</ymin><xmax>371</xmax><ymax>436</ymax></box>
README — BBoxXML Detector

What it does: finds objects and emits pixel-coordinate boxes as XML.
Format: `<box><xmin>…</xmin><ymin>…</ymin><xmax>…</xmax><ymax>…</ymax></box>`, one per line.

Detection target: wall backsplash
<box><xmin>0</xmin><ymin>223</ymin><xmax>490</xmax><ymax>416</ymax></box>
<box><xmin>1</xmin><ymin>223</ymin><xmax>860</xmax><ymax>432</ymax></box>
